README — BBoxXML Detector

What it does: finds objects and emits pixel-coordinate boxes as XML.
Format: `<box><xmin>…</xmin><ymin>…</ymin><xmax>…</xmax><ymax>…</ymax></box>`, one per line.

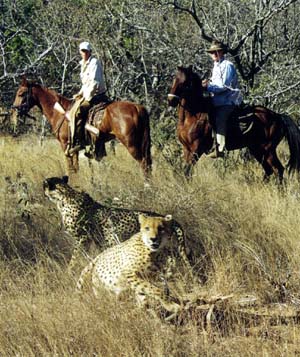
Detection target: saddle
<box><xmin>228</xmin><ymin>103</ymin><xmax>256</xmax><ymax>135</ymax></box>
<box><xmin>66</xmin><ymin>95</ymin><xmax>112</xmax><ymax>156</ymax></box>
<box><xmin>87</xmin><ymin>99</ymin><xmax>112</xmax><ymax>128</ymax></box>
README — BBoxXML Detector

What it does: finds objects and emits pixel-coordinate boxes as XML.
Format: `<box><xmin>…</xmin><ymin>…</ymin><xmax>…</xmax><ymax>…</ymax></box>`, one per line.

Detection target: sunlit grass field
<box><xmin>1</xmin><ymin>134</ymin><xmax>300</xmax><ymax>356</ymax></box>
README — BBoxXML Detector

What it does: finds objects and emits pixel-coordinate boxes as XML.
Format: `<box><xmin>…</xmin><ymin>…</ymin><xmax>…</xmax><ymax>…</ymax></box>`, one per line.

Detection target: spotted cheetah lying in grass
<box><xmin>43</xmin><ymin>176</ymin><xmax>192</xmax><ymax>274</ymax></box>
<box><xmin>77</xmin><ymin>214</ymin><xmax>181</xmax><ymax>314</ymax></box>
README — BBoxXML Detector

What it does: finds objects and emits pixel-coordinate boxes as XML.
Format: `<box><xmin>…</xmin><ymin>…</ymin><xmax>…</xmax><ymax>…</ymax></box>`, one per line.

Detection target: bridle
<box><xmin>167</xmin><ymin>80</ymin><xmax>193</xmax><ymax>109</ymax></box>
<box><xmin>167</xmin><ymin>93</ymin><xmax>180</xmax><ymax>101</ymax></box>
<box><xmin>168</xmin><ymin>73</ymin><xmax>205</xmax><ymax>114</ymax></box>
<box><xmin>12</xmin><ymin>84</ymin><xmax>36</xmax><ymax>119</ymax></box>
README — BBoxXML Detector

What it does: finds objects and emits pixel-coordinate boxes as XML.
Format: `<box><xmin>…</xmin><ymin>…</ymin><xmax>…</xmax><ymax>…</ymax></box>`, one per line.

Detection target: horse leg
<box><xmin>141</xmin><ymin>126</ymin><xmax>152</xmax><ymax>178</ymax></box>
<box><xmin>265</xmin><ymin>149</ymin><xmax>285</xmax><ymax>184</ymax></box>
<box><xmin>183</xmin><ymin>147</ymin><xmax>196</xmax><ymax>178</ymax></box>
<box><xmin>249</xmin><ymin>147</ymin><xmax>273</xmax><ymax>182</ymax></box>
<box><xmin>88</xmin><ymin>158</ymin><xmax>95</xmax><ymax>186</ymax></box>
<box><xmin>126</xmin><ymin>145</ymin><xmax>149</xmax><ymax>178</ymax></box>
<box><xmin>66</xmin><ymin>156</ymin><xmax>77</xmax><ymax>175</ymax></box>
<box><xmin>94</xmin><ymin>137</ymin><xmax>107</xmax><ymax>161</ymax></box>
<box><xmin>72</xmin><ymin>152</ymin><xmax>79</xmax><ymax>172</ymax></box>
<box><xmin>141</xmin><ymin>157</ymin><xmax>152</xmax><ymax>179</ymax></box>
<box><xmin>109</xmin><ymin>140</ymin><xmax>116</xmax><ymax>155</ymax></box>
<box><xmin>140</xmin><ymin>142</ymin><xmax>152</xmax><ymax>179</ymax></box>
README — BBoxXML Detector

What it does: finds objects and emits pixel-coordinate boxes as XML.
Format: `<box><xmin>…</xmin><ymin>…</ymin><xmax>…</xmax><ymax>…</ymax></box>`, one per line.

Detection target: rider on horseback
<box><xmin>70</xmin><ymin>41</ymin><xmax>108</xmax><ymax>154</ymax></box>
<box><xmin>202</xmin><ymin>40</ymin><xmax>243</xmax><ymax>158</ymax></box>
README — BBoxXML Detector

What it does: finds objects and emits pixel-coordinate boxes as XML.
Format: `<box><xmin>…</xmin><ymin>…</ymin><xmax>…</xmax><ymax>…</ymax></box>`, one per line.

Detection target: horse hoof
<box><xmin>144</xmin><ymin>182</ymin><xmax>151</xmax><ymax>189</ymax></box>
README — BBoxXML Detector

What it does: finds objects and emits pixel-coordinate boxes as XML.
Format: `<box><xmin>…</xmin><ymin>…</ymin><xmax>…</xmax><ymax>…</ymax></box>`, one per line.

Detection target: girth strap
<box><xmin>54</xmin><ymin>114</ymin><xmax>67</xmax><ymax>137</ymax></box>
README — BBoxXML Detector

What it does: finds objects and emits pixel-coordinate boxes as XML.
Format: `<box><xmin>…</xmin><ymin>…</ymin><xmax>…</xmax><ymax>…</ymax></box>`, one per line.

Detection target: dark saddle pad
<box><xmin>229</xmin><ymin>104</ymin><xmax>256</xmax><ymax>135</ymax></box>
<box><xmin>87</xmin><ymin>93</ymin><xmax>113</xmax><ymax>126</ymax></box>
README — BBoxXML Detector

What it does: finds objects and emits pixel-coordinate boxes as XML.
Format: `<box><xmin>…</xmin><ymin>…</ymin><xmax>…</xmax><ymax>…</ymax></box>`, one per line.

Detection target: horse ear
<box><xmin>21</xmin><ymin>75</ymin><xmax>28</xmax><ymax>86</ymax></box>
<box><xmin>188</xmin><ymin>65</ymin><xmax>193</xmax><ymax>73</ymax></box>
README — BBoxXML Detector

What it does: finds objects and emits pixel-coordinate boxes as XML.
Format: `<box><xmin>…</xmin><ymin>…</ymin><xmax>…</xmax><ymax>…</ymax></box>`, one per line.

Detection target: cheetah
<box><xmin>77</xmin><ymin>214</ymin><xmax>181</xmax><ymax>314</ymax></box>
<box><xmin>43</xmin><ymin>176</ymin><xmax>191</xmax><ymax>274</ymax></box>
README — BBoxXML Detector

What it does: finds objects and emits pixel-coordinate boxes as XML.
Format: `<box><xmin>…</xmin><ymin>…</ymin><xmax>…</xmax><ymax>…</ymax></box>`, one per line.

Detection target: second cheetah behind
<box><xmin>43</xmin><ymin>176</ymin><xmax>192</xmax><ymax>274</ymax></box>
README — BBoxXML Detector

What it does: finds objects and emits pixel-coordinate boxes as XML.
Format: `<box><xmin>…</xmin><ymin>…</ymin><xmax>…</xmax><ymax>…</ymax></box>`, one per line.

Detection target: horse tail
<box><xmin>137</xmin><ymin>105</ymin><xmax>152</xmax><ymax>173</ymax></box>
<box><xmin>280</xmin><ymin>114</ymin><xmax>300</xmax><ymax>174</ymax></box>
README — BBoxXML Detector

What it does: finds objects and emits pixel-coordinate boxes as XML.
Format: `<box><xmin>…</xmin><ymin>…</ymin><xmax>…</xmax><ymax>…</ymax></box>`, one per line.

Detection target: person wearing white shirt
<box><xmin>202</xmin><ymin>40</ymin><xmax>242</xmax><ymax>158</ymax></box>
<box><xmin>72</xmin><ymin>41</ymin><xmax>107</xmax><ymax>151</ymax></box>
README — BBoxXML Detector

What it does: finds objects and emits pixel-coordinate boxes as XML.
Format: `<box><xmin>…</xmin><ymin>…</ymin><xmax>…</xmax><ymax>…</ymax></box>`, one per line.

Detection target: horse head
<box><xmin>12</xmin><ymin>76</ymin><xmax>40</xmax><ymax>117</ymax></box>
<box><xmin>167</xmin><ymin>66</ymin><xmax>203</xmax><ymax>109</ymax></box>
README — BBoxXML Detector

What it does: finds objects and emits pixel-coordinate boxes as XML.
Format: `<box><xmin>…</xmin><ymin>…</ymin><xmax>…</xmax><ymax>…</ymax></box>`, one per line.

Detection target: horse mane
<box><xmin>177</xmin><ymin>66</ymin><xmax>207</xmax><ymax>114</ymax></box>
<box><xmin>178</xmin><ymin>66</ymin><xmax>203</xmax><ymax>90</ymax></box>
<box><xmin>25</xmin><ymin>80</ymin><xmax>68</xmax><ymax>102</ymax></box>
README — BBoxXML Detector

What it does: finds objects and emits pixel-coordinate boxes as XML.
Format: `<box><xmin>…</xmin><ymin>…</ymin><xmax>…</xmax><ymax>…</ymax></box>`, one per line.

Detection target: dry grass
<box><xmin>1</xmin><ymin>134</ymin><xmax>300</xmax><ymax>356</ymax></box>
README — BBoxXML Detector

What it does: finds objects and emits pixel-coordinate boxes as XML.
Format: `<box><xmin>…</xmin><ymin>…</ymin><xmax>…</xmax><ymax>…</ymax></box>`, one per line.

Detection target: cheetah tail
<box><xmin>76</xmin><ymin>260</ymin><xmax>95</xmax><ymax>292</ymax></box>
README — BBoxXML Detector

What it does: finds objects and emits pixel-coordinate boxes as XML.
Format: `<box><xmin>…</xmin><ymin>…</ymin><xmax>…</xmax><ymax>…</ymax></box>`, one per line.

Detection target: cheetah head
<box><xmin>43</xmin><ymin>176</ymin><xmax>72</xmax><ymax>203</ymax></box>
<box><xmin>138</xmin><ymin>214</ymin><xmax>173</xmax><ymax>252</ymax></box>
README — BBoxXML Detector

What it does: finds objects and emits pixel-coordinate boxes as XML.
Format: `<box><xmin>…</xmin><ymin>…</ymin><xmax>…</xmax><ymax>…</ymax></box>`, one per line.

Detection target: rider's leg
<box><xmin>75</xmin><ymin>100</ymin><xmax>91</xmax><ymax>147</ymax></box>
<box><xmin>215</xmin><ymin>105</ymin><xmax>235</xmax><ymax>154</ymax></box>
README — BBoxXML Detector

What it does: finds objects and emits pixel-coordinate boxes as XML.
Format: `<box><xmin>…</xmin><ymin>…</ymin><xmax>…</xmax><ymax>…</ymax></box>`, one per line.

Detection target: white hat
<box><xmin>79</xmin><ymin>41</ymin><xmax>92</xmax><ymax>52</ymax></box>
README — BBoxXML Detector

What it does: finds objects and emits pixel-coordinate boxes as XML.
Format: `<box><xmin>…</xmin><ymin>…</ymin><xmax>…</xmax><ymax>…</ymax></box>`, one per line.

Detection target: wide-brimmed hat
<box><xmin>79</xmin><ymin>41</ymin><xmax>92</xmax><ymax>52</ymax></box>
<box><xmin>206</xmin><ymin>40</ymin><xmax>227</xmax><ymax>53</ymax></box>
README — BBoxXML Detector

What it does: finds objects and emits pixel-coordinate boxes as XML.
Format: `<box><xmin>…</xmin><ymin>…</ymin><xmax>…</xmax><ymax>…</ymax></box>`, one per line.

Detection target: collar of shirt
<box><xmin>80</xmin><ymin>56</ymin><xmax>92</xmax><ymax>66</ymax></box>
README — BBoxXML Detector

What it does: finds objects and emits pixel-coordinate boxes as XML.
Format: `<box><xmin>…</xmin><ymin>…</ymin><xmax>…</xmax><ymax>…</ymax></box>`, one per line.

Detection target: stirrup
<box><xmin>68</xmin><ymin>144</ymin><xmax>84</xmax><ymax>155</ymax></box>
<box><xmin>206</xmin><ymin>148</ymin><xmax>224</xmax><ymax>159</ymax></box>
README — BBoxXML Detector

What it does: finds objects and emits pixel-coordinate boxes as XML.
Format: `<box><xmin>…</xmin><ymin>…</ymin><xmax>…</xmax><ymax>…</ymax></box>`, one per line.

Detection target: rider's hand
<box><xmin>202</xmin><ymin>79</ymin><xmax>209</xmax><ymax>89</ymax></box>
<box><xmin>73</xmin><ymin>93</ymin><xmax>83</xmax><ymax>101</ymax></box>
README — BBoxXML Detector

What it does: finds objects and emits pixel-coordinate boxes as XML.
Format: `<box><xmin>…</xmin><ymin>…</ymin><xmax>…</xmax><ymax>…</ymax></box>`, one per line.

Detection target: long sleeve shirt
<box><xmin>207</xmin><ymin>58</ymin><xmax>242</xmax><ymax>107</ymax></box>
<box><xmin>78</xmin><ymin>56</ymin><xmax>106</xmax><ymax>101</ymax></box>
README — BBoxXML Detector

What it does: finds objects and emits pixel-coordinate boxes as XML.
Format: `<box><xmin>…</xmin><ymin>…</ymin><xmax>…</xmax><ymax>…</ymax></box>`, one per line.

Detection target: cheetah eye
<box><xmin>144</xmin><ymin>226</ymin><xmax>150</xmax><ymax>231</ymax></box>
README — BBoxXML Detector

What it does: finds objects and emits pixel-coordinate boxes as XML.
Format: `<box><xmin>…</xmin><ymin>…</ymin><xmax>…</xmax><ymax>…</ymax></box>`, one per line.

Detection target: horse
<box><xmin>12</xmin><ymin>77</ymin><xmax>152</xmax><ymax>177</ymax></box>
<box><xmin>168</xmin><ymin>66</ymin><xmax>300</xmax><ymax>181</ymax></box>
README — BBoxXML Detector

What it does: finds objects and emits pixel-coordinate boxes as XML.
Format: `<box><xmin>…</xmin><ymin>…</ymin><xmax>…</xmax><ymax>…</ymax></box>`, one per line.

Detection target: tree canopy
<box><xmin>1</xmin><ymin>0</ymin><xmax>300</xmax><ymax>117</ymax></box>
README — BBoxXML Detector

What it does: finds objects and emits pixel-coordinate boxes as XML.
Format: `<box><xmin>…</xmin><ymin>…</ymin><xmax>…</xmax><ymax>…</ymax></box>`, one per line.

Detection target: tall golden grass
<box><xmin>1</xmin><ymin>134</ymin><xmax>300</xmax><ymax>356</ymax></box>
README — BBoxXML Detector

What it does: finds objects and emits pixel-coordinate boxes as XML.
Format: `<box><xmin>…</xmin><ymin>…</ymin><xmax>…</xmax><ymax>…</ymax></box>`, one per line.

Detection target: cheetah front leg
<box><xmin>76</xmin><ymin>259</ymin><xmax>95</xmax><ymax>291</ymax></box>
<box><xmin>68</xmin><ymin>234</ymin><xmax>90</xmax><ymax>271</ymax></box>
<box><xmin>126</xmin><ymin>273</ymin><xmax>181</xmax><ymax>314</ymax></box>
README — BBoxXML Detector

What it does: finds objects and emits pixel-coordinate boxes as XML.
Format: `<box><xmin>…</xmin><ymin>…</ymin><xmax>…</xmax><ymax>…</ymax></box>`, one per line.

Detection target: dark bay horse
<box><xmin>12</xmin><ymin>77</ymin><xmax>152</xmax><ymax>176</ymax></box>
<box><xmin>168</xmin><ymin>66</ymin><xmax>300</xmax><ymax>181</ymax></box>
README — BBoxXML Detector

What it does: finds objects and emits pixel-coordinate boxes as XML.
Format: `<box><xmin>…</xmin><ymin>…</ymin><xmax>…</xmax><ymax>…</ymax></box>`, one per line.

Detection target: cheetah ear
<box><xmin>138</xmin><ymin>214</ymin><xmax>146</xmax><ymax>226</ymax></box>
<box><xmin>164</xmin><ymin>214</ymin><xmax>173</xmax><ymax>222</ymax></box>
<box><xmin>62</xmin><ymin>176</ymin><xmax>69</xmax><ymax>184</ymax></box>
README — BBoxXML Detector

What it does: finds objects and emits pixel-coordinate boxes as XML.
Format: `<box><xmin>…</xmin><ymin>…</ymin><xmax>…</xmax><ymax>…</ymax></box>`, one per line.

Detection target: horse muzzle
<box><xmin>167</xmin><ymin>93</ymin><xmax>180</xmax><ymax>107</ymax></box>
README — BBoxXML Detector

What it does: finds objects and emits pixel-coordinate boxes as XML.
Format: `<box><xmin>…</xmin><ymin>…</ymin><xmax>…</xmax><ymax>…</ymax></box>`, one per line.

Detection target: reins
<box><xmin>53</xmin><ymin>113</ymin><xmax>67</xmax><ymax>137</ymax></box>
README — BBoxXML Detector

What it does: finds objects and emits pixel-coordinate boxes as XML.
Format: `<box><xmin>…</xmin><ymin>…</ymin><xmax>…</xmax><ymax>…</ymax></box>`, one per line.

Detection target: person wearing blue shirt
<box><xmin>202</xmin><ymin>40</ymin><xmax>242</xmax><ymax>158</ymax></box>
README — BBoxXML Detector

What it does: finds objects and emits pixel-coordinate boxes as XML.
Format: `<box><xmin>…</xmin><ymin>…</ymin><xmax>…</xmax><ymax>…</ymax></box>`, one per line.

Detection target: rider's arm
<box><xmin>207</xmin><ymin>62</ymin><xmax>236</xmax><ymax>94</ymax></box>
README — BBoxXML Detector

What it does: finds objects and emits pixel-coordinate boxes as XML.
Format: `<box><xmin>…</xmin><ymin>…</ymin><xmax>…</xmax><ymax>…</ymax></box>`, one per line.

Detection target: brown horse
<box><xmin>168</xmin><ymin>66</ymin><xmax>300</xmax><ymax>181</ymax></box>
<box><xmin>12</xmin><ymin>77</ymin><xmax>152</xmax><ymax>176</ymax></box>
